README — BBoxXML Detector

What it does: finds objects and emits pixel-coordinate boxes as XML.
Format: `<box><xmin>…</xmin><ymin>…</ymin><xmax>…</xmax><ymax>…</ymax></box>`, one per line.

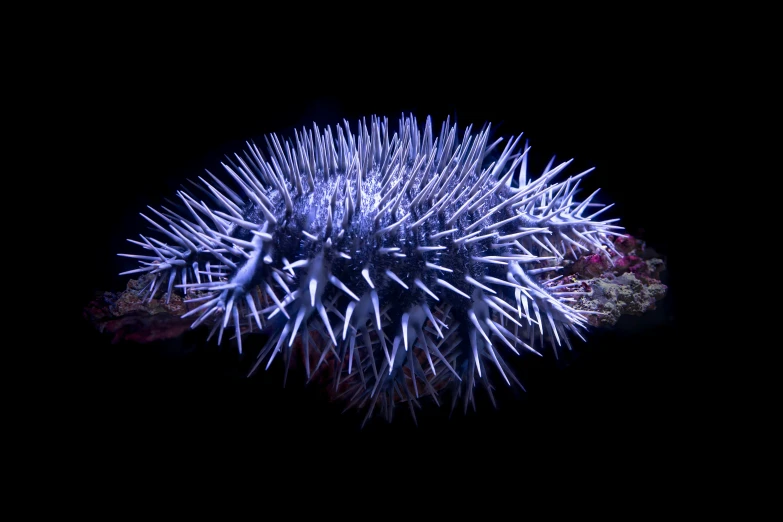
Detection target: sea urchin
<box><xmin>119</xmin><ymin>114</ymin><xmax>622</xmax><ymax>425</ymax></box>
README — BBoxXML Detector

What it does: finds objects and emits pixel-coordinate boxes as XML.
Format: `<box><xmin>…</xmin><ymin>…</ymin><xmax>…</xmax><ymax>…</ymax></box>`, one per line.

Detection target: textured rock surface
<box><xmin>569</xmin><ymin>237</ymin><xmax>667</xmax><ymax>326</ymax></box>
<box><xmin>574</xmin><ymin>272</ymin><xmax>667</xmax><ymax>327</ymax></box>
<box><xmin>83</xmin><ymin>275</ymin><xmax>198</xmax><ymax>343</ymax></box>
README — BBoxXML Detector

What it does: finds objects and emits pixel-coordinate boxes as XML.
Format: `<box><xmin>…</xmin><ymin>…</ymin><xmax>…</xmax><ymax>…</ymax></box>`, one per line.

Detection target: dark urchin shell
<box><xmin>120</xmin><ymin>114</ymin><xmax>621</xmax><ymax>426</ymax></box>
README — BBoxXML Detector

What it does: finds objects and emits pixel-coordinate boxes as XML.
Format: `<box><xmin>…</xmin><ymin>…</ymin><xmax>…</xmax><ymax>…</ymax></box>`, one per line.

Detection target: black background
<box><xmin>66</xmin><ymin>45</ymin><xmax>683</xmax><ymax>469</ymax></box>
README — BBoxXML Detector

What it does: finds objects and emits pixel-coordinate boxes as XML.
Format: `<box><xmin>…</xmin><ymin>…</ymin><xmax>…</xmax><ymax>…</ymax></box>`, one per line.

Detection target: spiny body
<box><xmin>121</xmin><ymin>114</ymin><xmax>621</xmax><ymax>425</ymax></box>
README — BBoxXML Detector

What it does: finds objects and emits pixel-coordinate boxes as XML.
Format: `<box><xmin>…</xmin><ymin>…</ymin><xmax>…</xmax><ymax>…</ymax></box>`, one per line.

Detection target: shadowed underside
<box><xmin>120</xmin><ymin>114</ymin><xmax>621</xmax><ymax>426</ymax></box>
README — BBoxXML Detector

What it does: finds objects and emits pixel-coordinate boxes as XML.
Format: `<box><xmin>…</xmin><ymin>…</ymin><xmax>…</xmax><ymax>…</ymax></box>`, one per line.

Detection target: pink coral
<box><xmin>614</xmin><ymin>235</ymin><xmax>636</xmax><ymax>254</ymax></box>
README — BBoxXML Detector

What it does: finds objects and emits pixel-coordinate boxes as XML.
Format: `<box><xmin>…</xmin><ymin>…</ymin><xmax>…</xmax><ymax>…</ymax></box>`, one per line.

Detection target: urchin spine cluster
<box><xmin>120</xmin><ymin>115</ymin><xmax>622</xmax><ymax>425</ymax></box>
